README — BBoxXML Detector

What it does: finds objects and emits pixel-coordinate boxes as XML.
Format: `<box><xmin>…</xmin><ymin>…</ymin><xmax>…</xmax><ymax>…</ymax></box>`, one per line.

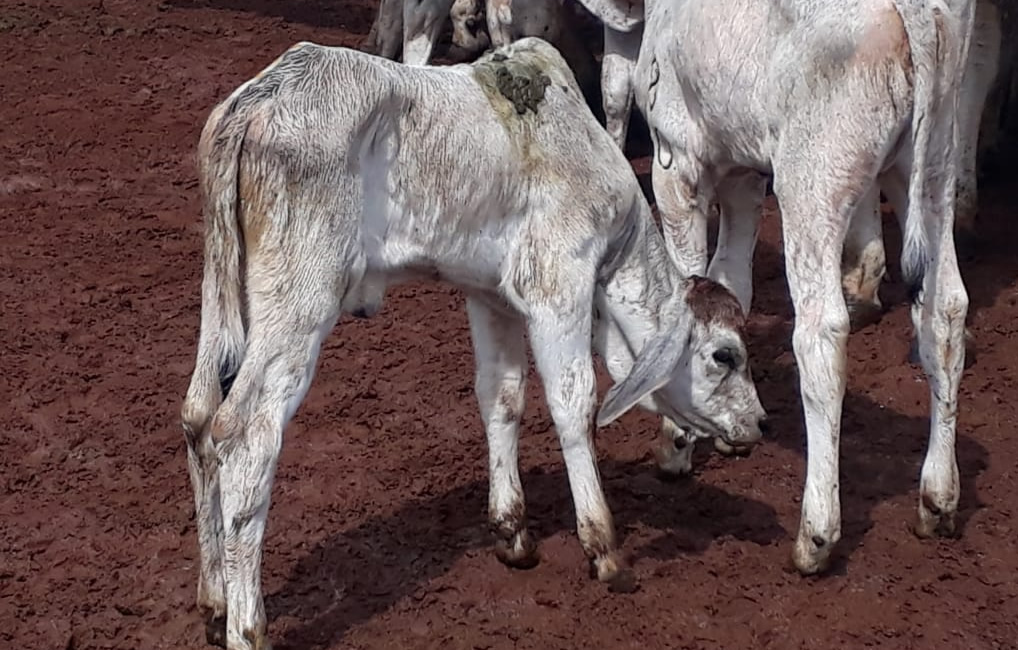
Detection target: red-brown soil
<box><xmin>3</xmin><ymin>1</ymin><xmax>1018</xmax><ymax>648</ymax></box>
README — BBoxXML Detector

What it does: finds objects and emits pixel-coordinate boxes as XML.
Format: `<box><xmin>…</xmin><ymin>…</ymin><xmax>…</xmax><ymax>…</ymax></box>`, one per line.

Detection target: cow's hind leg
<box><xmin>602</xmin><ymin>24</ymin><xmax>643</xmax><ymax>151</ymax></box>
<box><xmin>211</xmin><ymin>278</ymin><xmax>339</xmax><ymax>650</ymax></box>
<box><xmin>774</xmin><ymin>128</ymin><xmax>898</xmax><ymax>575</ymax></box>
<box><xmin>403</xmin><ymin>0</ymin><xmax>453</xmax><ymax>64</ymax></box>
<box><xmin>896</xmin><ymin>160</ymin><xmax>970</xmax><ymax>538</ymax></box>
<box><xmin>465</xmin><ymin>295</ymin><xmax>537</xmax><ymax>568</ymax></box>
<box><xmin>775</xmin><ymin>180</ymin><xmax>853</xmax><ymax>576</ymax></box>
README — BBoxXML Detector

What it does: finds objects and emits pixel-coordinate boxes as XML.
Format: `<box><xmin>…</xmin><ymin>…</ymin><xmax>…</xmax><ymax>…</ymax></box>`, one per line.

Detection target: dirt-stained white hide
<box><xmin>634</xmin><ymin>0</ymin><xmax>975</xmax><ymax>576</ymax></box>
<box><xmin>839</xmin><ymin>0</ymin><xmax>1000</xmax><ymax>323</ymax></box>
<box><xmin>570</xmin><ymin>0</ymin><xmax>645</xmax><ymax>149</ymax></box>
<box><xmin>180</xmin><ymin>38</ymin><xmax>767</xmax><ymax>650</ymax></box>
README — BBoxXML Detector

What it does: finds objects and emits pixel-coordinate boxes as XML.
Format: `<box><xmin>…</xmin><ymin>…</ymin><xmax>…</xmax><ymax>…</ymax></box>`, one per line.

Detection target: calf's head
<box><xmin>597</xmin><ymin>276</ymin><xmax>767</xmax><ymax>448</ymax></box>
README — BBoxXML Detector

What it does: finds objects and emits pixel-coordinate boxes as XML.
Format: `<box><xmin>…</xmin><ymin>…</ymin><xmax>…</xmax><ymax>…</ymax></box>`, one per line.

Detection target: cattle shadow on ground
<box><xmin>263</xmin><ymin>382</ymin><xmax>989</xmax><ymax>649</ymax></box>
<box><xmin>265</xmin><ymin>458</ymin><xmax>786</xmax><ymax>649</ymax></box>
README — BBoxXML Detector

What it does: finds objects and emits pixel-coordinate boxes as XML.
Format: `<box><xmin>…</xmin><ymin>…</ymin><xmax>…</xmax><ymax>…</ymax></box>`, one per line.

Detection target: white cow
<box><xmin>654</xmin><ymin>0</ymin><xmax>1001</xmax><ymax>479</ymax></box>
<box><xmin>181</xmin><ymin>38</ymin><xmax>767</xmax><ymax>650</ymax></box>
<box><xmin>633</xmin><ymin>0</ymin><xmax>975</xmax><ymax>576</ymax></box>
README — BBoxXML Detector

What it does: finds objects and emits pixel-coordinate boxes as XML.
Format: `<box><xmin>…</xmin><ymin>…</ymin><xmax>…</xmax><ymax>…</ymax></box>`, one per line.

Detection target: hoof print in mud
<box><xmin>606</xmin><ymin>567</ymin><xmax>640</xmax><ymax>594</ymax></box>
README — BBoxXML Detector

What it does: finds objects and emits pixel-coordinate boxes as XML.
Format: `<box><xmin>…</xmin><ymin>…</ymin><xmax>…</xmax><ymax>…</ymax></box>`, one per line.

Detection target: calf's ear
<box><xmin>596</xmin><ymin>328</ymin><xmax>685</xmax><ymax>427</ymax></box>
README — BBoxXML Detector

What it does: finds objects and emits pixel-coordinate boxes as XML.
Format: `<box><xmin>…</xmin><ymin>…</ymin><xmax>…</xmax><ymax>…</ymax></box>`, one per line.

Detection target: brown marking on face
<box><xmin>684</xmin><ymin>275</ymin><xmax>746</xmax><ymax>333</ymax></box>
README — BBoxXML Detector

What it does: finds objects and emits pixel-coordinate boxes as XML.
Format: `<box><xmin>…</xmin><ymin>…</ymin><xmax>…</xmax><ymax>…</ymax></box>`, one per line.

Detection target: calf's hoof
<box><xmin>242</xmin><ymin>627</ymin><xmax>273</xmax><ymax>650</ymax></box>
<box><xmin>199</xmin><ymin>606</ymin><xmax>227</xmax><ymax>648</ymax></box>
<box><xmin>914</xmin><ymin>493</ymin><xmax>958</xmax><ymax>539</ymax></box>
<box><xmin>494</xmin><ymin>529</ymin><xmax>540</xmax><ymax>570</ymax></box>
<box><xmin>713</xmin><ymin>436</ymin><xmax>753</xmax><ymax>457</ymax></box>
<box><xmin>204</xmin><ymin>617</ymin><xmax>227</xmax><ymax>648</ymax></box>
<box><xmin>791</xmin><ymin>531</ymin><xmax>836</xmax><ymax>576</ymax></box>
<box><xmin>590</xmin><ymin>553</ymin><xmax>640</xmax><ymax>594</ymax></box>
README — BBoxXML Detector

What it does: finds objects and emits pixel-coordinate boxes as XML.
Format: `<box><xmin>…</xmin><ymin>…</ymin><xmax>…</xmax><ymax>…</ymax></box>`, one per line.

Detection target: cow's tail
<box><xmin>899</xmin><ymin>0</ymin><xmax>974</xmax><ymax>303</ymax></box>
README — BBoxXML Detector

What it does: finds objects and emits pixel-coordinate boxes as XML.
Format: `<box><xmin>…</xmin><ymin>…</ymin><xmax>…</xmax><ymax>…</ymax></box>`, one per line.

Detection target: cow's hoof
<box><xmin>242</xmin><ymin>627</ymin><xmax>273</xmax><ymax>650</ymax></box>
<box><xmin>654</xmin><ymin>436</ymin><xmax>694</xmax><ymax>479</ymax></box>
<box><xmin>914</xmin><ymin>492</ymin><xmax>958</xmax><ymax>539</ymax></box>
<box><xmin>494</xmin><ymin>529</ymin><xmax>540</xmax><ymax>569</ymax></box>
<box><xmin>791</xmin><ymin>531</ymin><xmax>835</xmax><ymax>576</ymax></box>
<box><xmin>714</xmin><ymin>436</ymin><xmax>752</xmax><ymax>457</ymax></box>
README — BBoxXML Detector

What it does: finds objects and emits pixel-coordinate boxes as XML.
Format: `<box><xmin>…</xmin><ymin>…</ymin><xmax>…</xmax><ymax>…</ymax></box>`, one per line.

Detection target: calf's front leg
<box><xmin>527</xmin><ymin>302</ymin><xmax>637</xmax><ymax>592</ymax></box>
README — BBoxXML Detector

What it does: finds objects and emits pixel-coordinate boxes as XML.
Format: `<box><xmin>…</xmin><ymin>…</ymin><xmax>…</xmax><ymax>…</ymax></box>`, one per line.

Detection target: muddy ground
<box><xmin>3</xmin><ymin>1</ymin><xmax>1018</xmax><ymax>648</ymax></box>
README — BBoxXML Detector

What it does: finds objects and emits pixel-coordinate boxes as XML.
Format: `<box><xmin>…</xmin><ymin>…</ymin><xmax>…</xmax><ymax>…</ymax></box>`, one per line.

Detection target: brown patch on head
<box><xmin>684</xmin><ymin>275</ymin><xmax>746</xmax><ymax>332</ymax></box>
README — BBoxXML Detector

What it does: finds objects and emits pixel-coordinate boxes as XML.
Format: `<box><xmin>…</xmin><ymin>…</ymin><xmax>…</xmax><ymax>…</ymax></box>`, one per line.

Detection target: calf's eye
<box><xmin>712</xmin><ymin>347</ymin><xmax>737</xmax><ymax>369</ymax></box>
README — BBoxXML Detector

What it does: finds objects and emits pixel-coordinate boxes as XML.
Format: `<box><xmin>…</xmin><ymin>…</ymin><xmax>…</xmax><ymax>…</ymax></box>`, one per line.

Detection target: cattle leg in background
<box><xmin>706</xmin><ymin>171</ymin><xmax>767</xmax><ymax>315</ymax></box>
<box><xmin>956</xmin><ymin>0</ymin><xmax>1001</xmax><ymax>234</ymax></box>
<box><xmin>602</xmin><ymin>23</ymin><xmax>643</xmax><ymax>150</ymax></box>
<box><xmin>451</xmin><ymin>0</ymin><xmax>491</xmax><ymax>55</ymax></box>
<box><xmin>572</xmin><ymin>0</ymin><xmax>645</xmax><ymax>150</ymax></box>
<box><xmin>364</xmin><ymin>0</ymin><xmax>404</xmax><ymax>59</ymax></box>
<box><xmin>404</xmin><ymin>0</ymin><xmax>455</xmax><ymax>64</ymax></box>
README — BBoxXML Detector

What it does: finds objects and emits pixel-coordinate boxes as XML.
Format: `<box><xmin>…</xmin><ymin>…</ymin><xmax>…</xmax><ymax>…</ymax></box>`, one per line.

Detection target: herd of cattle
<box><xmin>177</xmin><ymin>0</ymin><xmax>1007</xmax><ymax>647</ymax></box>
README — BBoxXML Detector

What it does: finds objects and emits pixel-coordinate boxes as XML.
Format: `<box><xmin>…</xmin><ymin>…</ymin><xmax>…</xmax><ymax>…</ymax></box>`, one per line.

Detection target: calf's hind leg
<box><xmin>181</xmin><ymin>369</ymin><xmax>229</xmax><ymax>647</ymax></box>
<box><xmin>211</xmin><ymin>275</ymin><xmax>340</xmax><ymax>650</ymax></box>
<box><xmin>466</xmin><ymin>295</ymin><xmax>537</xmax><ymax>568</ymax></box>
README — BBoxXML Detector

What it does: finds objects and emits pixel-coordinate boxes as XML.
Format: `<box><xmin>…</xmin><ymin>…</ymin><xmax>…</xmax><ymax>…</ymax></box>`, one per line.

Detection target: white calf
<box><xmin>635</xmin><ymin>0</ymin><xmax>974</xmax><ymax>575</ymax></box>
<box><xmin>181</xmin><ymin>38</ymin><xmax>766</xmax><ymax>650</ymax></box>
